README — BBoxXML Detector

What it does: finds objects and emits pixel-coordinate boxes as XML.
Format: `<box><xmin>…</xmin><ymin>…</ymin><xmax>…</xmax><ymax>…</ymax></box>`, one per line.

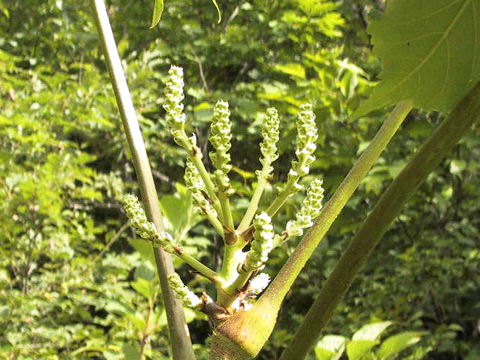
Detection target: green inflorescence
<box><xmin>209</xmin><ymin>100</ymin><xmax>234</xmax><ymax>196</ymax></box>
<box><xmin>123</xmin><ymin>194</ymin><xmax>174</xmax><ymax>252</ymax></box>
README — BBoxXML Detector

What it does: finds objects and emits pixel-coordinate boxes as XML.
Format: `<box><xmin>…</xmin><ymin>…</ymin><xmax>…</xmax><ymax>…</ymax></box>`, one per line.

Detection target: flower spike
<box><xmin>242</xmin><ymin>212</ymin><xmax>275</xmax><ymax>272</ymax></box>
<box><xmin>168</xmin><ymin>273</ymin><xmax>203</xmax><ymax>308</ymax></box>
<box><xmin>163</xmin><ymin>66</ymin><xmax>188</xmax><ymax>146</ymax></box>
<box><xmin>209</xmin><ymin>100</ymin><xmax>234</xmax><ymax>196</ymax></box>
<box><xmin>257</xmin><ymin>107</ymin><xmax>280</xmax><ymax>178</ymax></box>
<box><xmin>288</xmin><ymin>104</ymin><xmax>318</xmax><ymax>189</ymax></box>
<box><xmin>123</xmin><ymin>194</ymin><xmax>174</xmax><ymax>252</ymax></box>
<box><xmin>285</xmin><ymin>178</ymin><xmax>324</xmax><ymax>239</ymax></box>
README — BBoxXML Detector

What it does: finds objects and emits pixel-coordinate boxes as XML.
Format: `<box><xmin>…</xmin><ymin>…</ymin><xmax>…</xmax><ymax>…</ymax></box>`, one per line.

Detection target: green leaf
<box><xmin>353</xmin><ymin>0</ymin><xmax>480</xmax><ymax>118</ymax></box>
<box><xmin>315</xmin><ymin>335</ymin><xmax>347</xmax><ymax>360</ymax></box>
<box><xmin>352</xmin><ymin>321</ymin><xmax>392</xmax><ymax>341</ymax></box>
<box><xmin>274</xmin><ymin>63</ymin><xmax>306</xmax><ymax>79</ymax></box>
<box><xmin>150</xmin><ymin>0</ymin><xmax>164</xmax><ymax>28</ymax></box>
<box><xmin>346</xmin><ymin>340</ymin><xmax>377</xmax><ymax>360</ymax></box>
<box><xmin>377</xmin><ymin>331</ymin><xmax>426</xmax><ymax>359</ymax></box>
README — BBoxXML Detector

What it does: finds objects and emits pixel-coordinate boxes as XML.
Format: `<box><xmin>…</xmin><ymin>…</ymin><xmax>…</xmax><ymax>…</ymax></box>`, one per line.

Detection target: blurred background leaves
<box><xmin>0</xmin><ymin>0</ymin><xmax>479</xmax><ymax>359</ymax></box>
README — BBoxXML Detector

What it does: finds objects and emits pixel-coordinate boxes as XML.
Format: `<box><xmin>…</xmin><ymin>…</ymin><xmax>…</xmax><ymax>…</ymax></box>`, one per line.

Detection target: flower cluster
<box><xmin>163</xmin><ymin>66</ymin><xmax>188</xmax><ymax>146</ymax></box>
<box><xmin>123</xmin><ymin>194</ymin><xmax>174</xmax><ymax>252</ymax></box>
<box><xmin>242</xmin><ymin>212</ymin><xmax>274</xmax><ymax>272</ymax></box>
<box><xmin>285</xmin><ymin>178</ymin><xmax>324</xmax><ymax>238</ymax></box>
<box><xmin>288</xmin><ymin>104</ymin><xmax>318</xmax><ymax>189</ymax></box>
<box><xmin>248</xmin><ymin>273</ymin><xmax>271</xmax><ymax>295</ymax></box>
<box><xmin>168</xmin><ymin>273</ymin><xmax>203</xmax><ymax>308</ymax></box>
<box><xmin>257</xmin><ymin>108</ymin><xmax>280</xmax><ymax>178</ymax></box>
<box><xmin>209</xmin><ymin>100</ymin><xmax>233</xmax><ymax>195</ymax></box>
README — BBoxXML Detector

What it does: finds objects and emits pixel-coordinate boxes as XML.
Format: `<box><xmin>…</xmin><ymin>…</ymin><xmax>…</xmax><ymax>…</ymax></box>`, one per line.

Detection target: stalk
<box><xmin>209</xmin><ymin>101</ymin><xmax>413</xmax><ymax>359</ymax></box>
<box><xmin>88</xmin><ymin>1</ymin><xmax>195</xmax><ymax>358</ymax></box>
<box><xmin>280</xmin><ymin>81</ymin><xmax>480</xmax><ymax>360</ymax></box>
<box><xmin>237</xmin><ymin>177</ymin><xmax>267</xmax><ymax>232</ymax></box>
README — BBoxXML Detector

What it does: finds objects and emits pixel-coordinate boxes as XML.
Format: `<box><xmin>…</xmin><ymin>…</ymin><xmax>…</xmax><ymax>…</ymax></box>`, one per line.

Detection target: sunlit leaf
<box><xmin>353</xmin><ymin>0</ymin><xmax>480</xmax><ymax>118</ymax></box>
<box><xmin>150</xmin><ymin>0</ymin><xmax>164</xmax><ymax>28</ymax></box>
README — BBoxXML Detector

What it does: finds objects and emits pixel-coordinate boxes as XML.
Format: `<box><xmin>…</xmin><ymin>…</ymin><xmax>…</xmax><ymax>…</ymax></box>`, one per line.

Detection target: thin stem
<box><xmin>279</xmin><ymin>82</ymin><xmax>480</xmax><ymax>360</ymax></box>
<box><xmin>189</xmin><ymin>151</ymin><xmax>223</xmax><ymax>218</ymax></box>
<box><xmin>237</xmin><ymin>177</ymin><xmax>267</xmax><ymax>232</ymax></box>
<box><xmin>204</xmin><ymin>208</ymin><xmax>225</xmax><ymax>236</ymax></box>
<box><xmin>219</xmin><ymin>192</ymin><xmax>234</xmax><ymax>229</ymax></box>
<box><xmin>93</xmin><ymin>221</ymin><xmax>130</xmax><ymax>262</ymax></box>
<box><xmin>173</xmin><ymin>246</ymin><xmax>221</xmax><ymax>281</ymax></box>
<box><xmin>88</xmin><ymin>1</ymin><xmax>195</xmax><ymax>359</ymax></box>
<box><xmin>265</xmin><ymin>176</ymin><xmax>297</xmax><ymax>218</ymax></box>
<box><xmin>260</xmin><ymin>101</ymin><xmax>413</xmax><ymax>309</ymax></box>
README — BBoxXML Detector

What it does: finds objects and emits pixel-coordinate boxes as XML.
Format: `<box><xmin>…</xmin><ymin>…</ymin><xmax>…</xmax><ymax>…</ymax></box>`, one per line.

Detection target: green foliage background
<box><xmin>0</xmin><ymin>1</ymin><xmax>479</xmax><ymax>359</ymax></box>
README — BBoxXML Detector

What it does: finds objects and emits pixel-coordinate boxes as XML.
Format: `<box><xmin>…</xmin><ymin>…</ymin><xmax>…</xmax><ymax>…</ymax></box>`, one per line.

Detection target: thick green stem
<box><xmin>209</xmin><ymin>101</ymin><xmax>413</xmax><ymax>359</ymax></box>
<box><xmin>88</xmin><ymin>1</ymin><xmax>195</xmax><ymax>359</ymax></box>
<box><xmin>279</xmin><ymin>82</ymin><xmax>480</xmax><ymax>360</ymax></box>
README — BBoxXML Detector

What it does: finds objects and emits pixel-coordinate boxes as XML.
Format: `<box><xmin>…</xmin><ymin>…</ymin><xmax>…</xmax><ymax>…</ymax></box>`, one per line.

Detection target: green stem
<box><xmin>260</xmin><ymin>100</ymin><xmax>413</xmax><ymax>308</ymax></box>
<box><xmin>88</xmin><ymin>1</ymin><xmax>195</xmax><ymax>359</ymax></box>
<box><xmin>237</xmin><ymin>177</ymin><xmax>267</xmax><ymax>232</ymax></box>
<box><xmin>279</xmin><ymin>82</ymin><xmax>480</xmax><ymax>360</ymax></box>
<box><xmin>174</xmin><ymin>246</ymin><xmax>221</xmax><ymax>281</ymax></box>
<box><xmin>189</xmin><ymin>150</ymin><xmax>223</xmax><ymax>219</ymax></box>
<box><xmin>219</xmin><ymin>192</ymin><xmax>235</xmax><ymax>229</ymax></box>
<box><xmin>204</xmin><ymin>208</ymin><xmax>225</xmax><ymax>237</ymax></box>
<box><xmin>265</xmin><ymin>176</ymin><xmax>297</xmax><ymax>218</ymax></box>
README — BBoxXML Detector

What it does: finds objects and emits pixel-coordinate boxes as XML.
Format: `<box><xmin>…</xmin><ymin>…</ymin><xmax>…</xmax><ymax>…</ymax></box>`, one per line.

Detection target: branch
<box><xmin>210</xmin><ymin>101</ymin><xmax>413</xmax><ymax>359</ymax></box>
<box><xmin>279</xmin><ymin>82</ymin><xmax>480</xmax><ymax>360</ymax></box>
<box><xmin>88</xmin><ymin>1</ymin><xmax>195</xmax><ymax>358</ymax></box>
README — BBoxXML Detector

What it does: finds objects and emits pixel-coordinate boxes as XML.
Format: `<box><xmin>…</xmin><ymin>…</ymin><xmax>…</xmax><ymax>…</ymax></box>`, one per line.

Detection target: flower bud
<box><xmin>209</xmin><ymin>100</ymin><xmax>233</xmax><ymax>195</ymax></box>
<box><xmin>288</xmin><ymin>104</ymin><xmax>318</xmax><ymax>182</ymax></box>
<box><xmin>122</xmin><ymin>194</ymin><xmax>174</xmax><ymax>252</ymax></box>
<box><xmin>242</xmin><ymin>212</ymin><xmax>274</xmax><ymax>272</ymax></box>
<box><xmin>163</xmin><ymin>66</ymin><xmax>188</xmax><ymax>146</ymax></box>
<box><xmin>184</xmin><ymin>159</ymin><xmax>217</xmax><ymax>216</ymax></box>
<box><xmin>285</xmin><ymin>178</ymin><xmax>324</xmax><ymax>238</ymax></box>
<box><xmin>168</xmin><ymin>273</ymin><xmax>203</xmax><ymax>308</ymax></box>
<box><xmin>256</xmin><ymin>108</ymin><xmax>280</xmax><ymax>178</ymax></box>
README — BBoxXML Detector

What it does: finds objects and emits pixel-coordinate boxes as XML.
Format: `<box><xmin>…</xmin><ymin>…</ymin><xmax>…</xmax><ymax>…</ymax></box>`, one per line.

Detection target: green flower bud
<box><xmin>209</xmin><ymin>100</ymin><xmax>233</xmax><ymax>195</ymax></box>
<box><xmin>184</xmin><ymin>159</ymin><xmax>217</xmax><ymax>216</ymax></box>
<box><xmin>163</xmin><ymin>66</ymin><xmax>188</xmax><ymax>146</ymax></box>
<box><xmin>256</xmin><ymin>108</ymin><xmax>280</xmax><ymax>178</ymax></box>
<box><xmin>288</xmin><ymin>104</ymin><xmax>318</xmax><ymax>186</ymax></box>
<box><xmin>168</xmin><ymin>273</ymin><xmax>202</xmax><ymax>308</ymax></box>
<box><xmin>285</xmin><ymin>178</ymin><xmax>324</xmax><ymax>238</ymax></box>
<box><xmin>123</xmin><ymin>194</ymin><xmax>174</xmax><ymax>252</ymax></box>
<box><xmin>242</xmin><ymin>212</ymin><xmax>274</xmax><ymax>272</ymax></box>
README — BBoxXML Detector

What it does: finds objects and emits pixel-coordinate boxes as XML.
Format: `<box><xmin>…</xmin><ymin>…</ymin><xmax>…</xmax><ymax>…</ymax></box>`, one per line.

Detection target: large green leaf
<box><xmin>353</xmin><ymin>0</ymin><xmax>480</xmax><ymax>118</ymax></box>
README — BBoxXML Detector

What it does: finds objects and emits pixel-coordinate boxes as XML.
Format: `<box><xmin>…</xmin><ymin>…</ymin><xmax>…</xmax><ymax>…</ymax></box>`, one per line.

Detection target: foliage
<box><xmin>353</xmin><ymin>0</ymin><xmax>480</xmax><ymax>118</ymax></box>
<box><xmin>314</xmin><ymin>321</ymin><xmax>428</xmax><ymax>360</ymax></box>
<box><xmin>1</xmin><ymin>0</ymin><xmax>479</xmax><ymax>359</ymax></box>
